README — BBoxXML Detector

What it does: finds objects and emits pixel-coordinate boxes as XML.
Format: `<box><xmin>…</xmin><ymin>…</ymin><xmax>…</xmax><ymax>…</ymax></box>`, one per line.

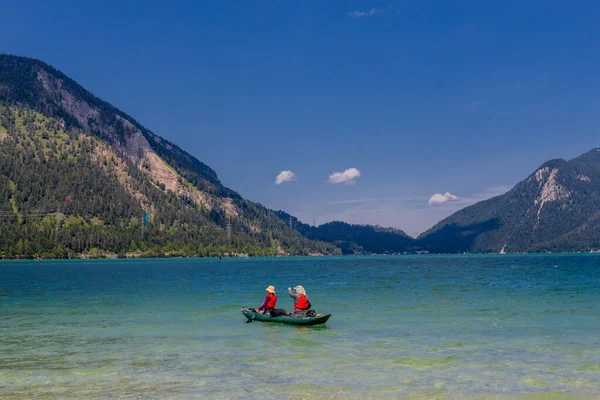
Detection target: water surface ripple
<box><xmin>1</xmin><ymin>255</ymin><xmax>600</xmax><ymax>399</ymax></box>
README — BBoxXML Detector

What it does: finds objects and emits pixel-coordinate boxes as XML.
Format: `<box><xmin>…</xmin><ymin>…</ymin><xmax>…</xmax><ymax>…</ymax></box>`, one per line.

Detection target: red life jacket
<box><xmin>266</xmin><ymin>294</ymin><xmax>277</xmax><ymax>309</ymax></box>
<box><xmin>294</xmin><ymin>294</ymin><xmax>308</xmax><ymax>312</ymax></box>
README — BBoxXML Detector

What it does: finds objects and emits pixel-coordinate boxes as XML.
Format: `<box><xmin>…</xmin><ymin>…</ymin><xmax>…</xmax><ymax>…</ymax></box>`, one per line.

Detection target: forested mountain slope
<box><xmin>275</xmin><ymin>211</ymin><xmax>420</xmax><ymax>254</ymax></box>
<box><xmin>419</xmin><ymin>149</ymin><xmax>600</xmax><ymax>253</ymax></box>
<box><xmin>0</xmin><ymin>54</ymin><xmax>339</xmax><ymax>258</ymax></box>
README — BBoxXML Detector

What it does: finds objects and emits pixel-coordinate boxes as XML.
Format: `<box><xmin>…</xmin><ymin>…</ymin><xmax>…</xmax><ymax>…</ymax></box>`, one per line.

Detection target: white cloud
<box><xmin>328</xmin><ymin>168</ymin><xmax>361</xmax><ymax>185</ymax></box>
<box><xmin>426</xmin><ymin>186</ymin><xmax>512</xmax><ymax>207</ymax></box>
<box><xmin>347</xmin><ymin>8</ymin><xmax>382</xmax><ymax>18</ymax></box>
<box><xmin>275</xmin><ymin>170</ymin><xmax>297</xmax><ymax>185</ymax></box>
<box><xmin>428</xmin><ymin>192</ymin><xmax>460</xmax><ymax>206</ymax></box>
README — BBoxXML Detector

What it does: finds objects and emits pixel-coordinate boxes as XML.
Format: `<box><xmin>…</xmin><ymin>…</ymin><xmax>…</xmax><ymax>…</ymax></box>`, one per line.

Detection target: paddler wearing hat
<box><xmin>288</xmin><ymin>285</ymin><xmax>312</xmax><ymax>316</ymax></box>
<box><xmin>256</xmin><ymin>285</ymin><xmax>277</xmax><ymax>314</ymax></box>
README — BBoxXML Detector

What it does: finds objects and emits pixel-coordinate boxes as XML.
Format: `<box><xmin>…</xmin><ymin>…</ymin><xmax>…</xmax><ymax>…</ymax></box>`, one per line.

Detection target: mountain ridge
<box><xmin>275</xmin><ymin>211</ymin><xmax>421</xmax><ymax>254</ymax></box>
<box><xmin>278</xmin><ymin>149</ymin><xmax>600</xmax><ymax>254</ymax></box>
<box><xmin>2</xmin><ymin>53</ymin><xmax>599</xmax><ymax>257</ymax></box>
<box><xmin>0</xmin><ymin>53</ymin><xmax>340</xmax><ymax>258</ymax></box>
<box><xmin>419</xmin><ymin>148</ymin><xmax>600</xmax><ymax>253</ymax></box>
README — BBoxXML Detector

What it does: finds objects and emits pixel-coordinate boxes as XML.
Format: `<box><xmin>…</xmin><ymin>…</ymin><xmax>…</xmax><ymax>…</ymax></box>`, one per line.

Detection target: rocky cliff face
<box><xmin>35</xmin><ymin>63</ymin><xmax>225</xmax><ymax>214</ymax></box>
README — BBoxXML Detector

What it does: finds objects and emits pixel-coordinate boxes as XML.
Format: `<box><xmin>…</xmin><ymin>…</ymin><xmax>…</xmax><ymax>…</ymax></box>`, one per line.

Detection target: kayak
<box><xmin>241</xmin><ymin>307</ymin><xmax>331</xmax><ymax>326</ymax></box>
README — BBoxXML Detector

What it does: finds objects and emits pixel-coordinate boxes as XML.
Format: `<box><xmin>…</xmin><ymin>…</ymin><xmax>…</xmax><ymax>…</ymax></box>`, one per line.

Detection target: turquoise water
<box><xmin>1</xmin><ymin>255</ymin><xmax>600</xmax><ymax>399</ymax></box>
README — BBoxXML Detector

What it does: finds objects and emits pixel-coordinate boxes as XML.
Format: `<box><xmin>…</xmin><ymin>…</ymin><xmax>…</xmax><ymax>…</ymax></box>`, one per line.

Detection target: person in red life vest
<box><xmin>256</xmin><ymin>285</ymin><xmax>277</xmax><ymax>314</ymax></box>
<box><xmin>288</xmin><ymin>285</ymin><xmax>312</xmax><ymax>316</ymax></box>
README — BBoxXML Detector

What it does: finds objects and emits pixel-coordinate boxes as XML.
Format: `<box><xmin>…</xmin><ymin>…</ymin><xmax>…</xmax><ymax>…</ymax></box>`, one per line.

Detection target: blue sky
<box><xmin>2</xmin><ymin>1</ymin><xmax>599</xmax><ymax>235</ymax></box>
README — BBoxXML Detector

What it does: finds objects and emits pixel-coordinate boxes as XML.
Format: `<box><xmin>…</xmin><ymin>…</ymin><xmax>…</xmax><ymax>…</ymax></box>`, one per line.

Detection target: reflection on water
<box><xmin>0</xmin><ymin>255</ymin><xmax>600</xmax><ymax>399</ymax></box>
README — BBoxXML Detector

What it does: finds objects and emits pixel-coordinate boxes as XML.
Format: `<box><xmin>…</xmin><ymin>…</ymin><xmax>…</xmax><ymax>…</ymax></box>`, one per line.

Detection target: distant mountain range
<box><xmin>274</xmin><ymin>211</ymin><xmax>419</xmax><ymax>254</ymax></box>
<box><xmin>1</xmin><ymin>53</ymin><xmax>599</xmax><ymax>258</ymax></box>
<box><xmin>281</xmin><ymin>150</ymin><xmax>600</xmax><ymax>254</ymax></box>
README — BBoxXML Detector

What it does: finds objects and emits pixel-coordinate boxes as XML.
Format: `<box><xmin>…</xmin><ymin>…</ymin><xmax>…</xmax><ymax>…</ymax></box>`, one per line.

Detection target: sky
<box><xmin>1</xmin><ymin>1</ymin><xmax>600</xmax><ymax>236</ymax></box>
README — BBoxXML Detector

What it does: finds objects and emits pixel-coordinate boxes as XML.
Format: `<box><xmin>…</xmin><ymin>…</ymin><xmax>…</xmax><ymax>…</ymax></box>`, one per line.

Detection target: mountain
<box><xmin>419</xmin><ymin>149</ymin><xmax>600</xmax><ymax>253</ymax></box>
<box><xmin>0</xmin><ymin>54</ymin><xmax>340</xmax><ymax>258</ymax></box>
<box><xmin>278</xmin><ymin>148</ymin><xmax>600</xmax><ymax>255</ymax></box>
<box><xmin>274</xmin><ymin>211</ymin><xmax>420</xmax><ymax>254</ymax></box>
<box><xmin>4</xmin><ymin>54</ymin><xmax>597</xmax><ymax>258</ymax></box>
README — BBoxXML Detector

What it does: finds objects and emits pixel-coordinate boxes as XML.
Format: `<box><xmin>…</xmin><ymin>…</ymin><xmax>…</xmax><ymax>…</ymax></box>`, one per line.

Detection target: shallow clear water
<box><xmin>1</xmin><ymin>255</ymin><xmax>600</xmax><ymax>399</ymax></box>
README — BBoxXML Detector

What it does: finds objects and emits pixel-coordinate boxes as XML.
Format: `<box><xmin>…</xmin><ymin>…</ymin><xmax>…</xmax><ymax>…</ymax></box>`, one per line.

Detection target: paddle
<box><xmin>246</xmin><ymin>309</ymin><xmax>259</xmax><ymax>323</ymax></box>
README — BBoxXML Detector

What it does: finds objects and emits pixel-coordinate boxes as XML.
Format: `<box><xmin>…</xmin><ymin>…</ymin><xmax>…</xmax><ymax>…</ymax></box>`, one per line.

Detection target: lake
<box><xmin>1</xmin><ymin>255</ymin><xmax>599</xmax><ymax>399</ymax></box>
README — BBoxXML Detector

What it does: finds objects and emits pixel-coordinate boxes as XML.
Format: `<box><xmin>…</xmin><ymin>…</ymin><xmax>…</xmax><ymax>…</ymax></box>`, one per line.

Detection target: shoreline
<box><xmin>2</xmin><ymin>251</ymin><xmax>600</xmax><ymax>261</ymax></box>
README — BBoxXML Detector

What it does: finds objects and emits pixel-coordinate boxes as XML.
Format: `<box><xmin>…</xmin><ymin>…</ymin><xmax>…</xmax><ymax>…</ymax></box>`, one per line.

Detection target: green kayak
<box><xmin>241</xmin><ymin>307</ymin><xmax>331</xmax><ymax>326</ymax></box>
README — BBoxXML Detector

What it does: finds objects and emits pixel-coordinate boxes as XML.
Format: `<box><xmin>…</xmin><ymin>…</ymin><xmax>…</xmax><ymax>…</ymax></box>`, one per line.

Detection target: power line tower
<box><xmin>289</xmin><ymin>216</ymin><xmax>293</xmax><ymax>230</ymax></box>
